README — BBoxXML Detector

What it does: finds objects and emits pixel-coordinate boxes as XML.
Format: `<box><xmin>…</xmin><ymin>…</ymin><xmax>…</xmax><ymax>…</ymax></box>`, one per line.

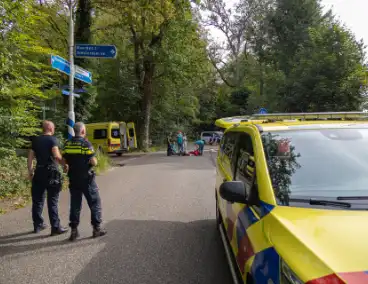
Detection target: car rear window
<box><xmin>261</xmin><ymin>128</ymin><xmax>368</xmax><ymax>205</ymax></box>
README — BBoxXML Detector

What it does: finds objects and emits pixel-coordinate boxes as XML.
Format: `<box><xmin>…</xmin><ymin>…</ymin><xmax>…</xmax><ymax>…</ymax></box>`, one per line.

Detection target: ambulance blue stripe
<box><xmin>246</xmin><ymin>207</ymin><xmax>258</xmax><ymax>224</ymax></box>
<box><xmin>251</xmin><ymin>247</ymin><xmax>280</xmax><ymax>284</ymax></box>
<box><xmin>236</xmin><ymin>207</ymin><xmax>259</xmax><ymax>250</ymax></box>
<box><xmin>260</xmin><ymin>201</ymin><xmax>275</xmax><ymax>217</ymax></box>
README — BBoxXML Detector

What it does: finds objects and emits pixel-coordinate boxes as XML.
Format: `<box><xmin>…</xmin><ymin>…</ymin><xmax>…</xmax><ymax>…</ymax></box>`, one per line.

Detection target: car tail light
<box><xmin>281</xmin><ymin>258</ymin><xmax>345</xmax><ymax>284</ymax></box>
<box><xmin>306</xmin><ymin>274</ymin><xmax>345</xmax><ymax>284</ymax></box>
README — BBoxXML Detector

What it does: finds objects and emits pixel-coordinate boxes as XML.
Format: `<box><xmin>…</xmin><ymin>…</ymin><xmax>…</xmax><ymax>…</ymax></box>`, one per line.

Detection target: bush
<box><xmin>0</xmin><ymin>150</ymin><xmax>30</xmax><ymax>200</ymax></box>
<box><xmin>95</xmin><ymin>151</ymin><xmax>111</xmax><ymax>175</ymax></box>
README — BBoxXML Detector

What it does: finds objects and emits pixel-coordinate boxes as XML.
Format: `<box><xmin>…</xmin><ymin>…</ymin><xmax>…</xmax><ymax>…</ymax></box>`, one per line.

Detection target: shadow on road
<box><xmin>0</xmin><ymin>230</ymin><xmax>34</xmax><ymax>240</ymax></box>
<box><xmin>125</xmin><ymin>153</ymin><xmax>215</xmax><ymax>171</ymax></box>
<box><xmin>0</xmin><ymin>235</ymin><xmax>94</xmax><ymax>258</ymax></box>
<box><xmin>0</xmin><ymin>233</ymin><xmax>52</xmax><ymax>245</ymax></box>
<box><xmin>109</xmin><ymin>154</ymin><xmax>147</xmax><ymax>166</ymax></box>
<box><xmin>72</xmin><ymin>219</ymin><xmax>232</xmax><ymax>284</ymax></box>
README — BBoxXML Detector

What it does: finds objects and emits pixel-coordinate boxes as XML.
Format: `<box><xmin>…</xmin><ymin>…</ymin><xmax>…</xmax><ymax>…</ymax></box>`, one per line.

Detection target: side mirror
<box><xmin>219</xmin><ymin>181</ymin><xmax>247</xmax><ymax>204</ymax></box>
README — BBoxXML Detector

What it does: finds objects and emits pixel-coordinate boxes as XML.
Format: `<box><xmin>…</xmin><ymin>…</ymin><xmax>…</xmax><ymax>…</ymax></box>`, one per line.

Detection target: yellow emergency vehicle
<box><xmin>215</xmin><ymin>112</ymin><xmax>368</xmax><ymax>284</ymax></box>
<box><xmin>85</xmin><ymin>121</ymin><xmax>137</xmax><ymax>156</ymax></box>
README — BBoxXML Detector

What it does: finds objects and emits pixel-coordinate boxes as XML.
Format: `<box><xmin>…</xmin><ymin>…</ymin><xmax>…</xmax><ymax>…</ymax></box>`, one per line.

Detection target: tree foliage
<box><xmin>0</xmin><ymin>0</ymin><xmax>58</xmax><ymax>151</ymax></box>
<box><xmin>0</xmin><ymin>0</ymin><xmax>366</xmax><ymax>154</ymax></box>
<box><xmin>201</xmin><ymin>0</ymin><xmax>367</xmax><ymax>117</ymax></box>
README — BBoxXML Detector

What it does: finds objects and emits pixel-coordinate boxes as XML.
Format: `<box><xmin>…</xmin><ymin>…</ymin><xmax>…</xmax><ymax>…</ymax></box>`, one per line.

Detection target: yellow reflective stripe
<box><xmin>63</xmin><ymin>143</ymin><xmax>94</xmax><ymax>155</ymax></box>
<box><xmin>63</xmin><ymin>149</ymin><xmax>82</xmax><ymax>154</ymax></box>
<box><xmin>65</xmin><ymin>145</ymin><xmax>83</xmax><ymax>149</ymax></box>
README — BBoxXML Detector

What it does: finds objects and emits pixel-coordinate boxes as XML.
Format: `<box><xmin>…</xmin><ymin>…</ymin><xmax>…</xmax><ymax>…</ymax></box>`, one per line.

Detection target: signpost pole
<box><xmin>67</xmin><ymin>0</ymin><xmax>75</xmax><ymax>139</ymax></box>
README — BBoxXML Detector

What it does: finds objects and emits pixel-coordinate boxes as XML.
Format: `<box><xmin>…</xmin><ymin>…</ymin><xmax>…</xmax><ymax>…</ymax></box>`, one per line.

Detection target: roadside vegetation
<box><xmin>1</xmin><ymin>0</ymin><xmax>367</xmax><ymax>212</ymax></box>
<box><xmin>95</xmin><ymin>152</ymin><xmax>112</xmax><ymax>175</ymax></box>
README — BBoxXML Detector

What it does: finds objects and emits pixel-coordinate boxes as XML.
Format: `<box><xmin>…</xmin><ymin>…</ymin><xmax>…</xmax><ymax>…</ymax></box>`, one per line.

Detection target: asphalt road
<box><xmin>0</xmin><ymin>149</ymin><xmax>232</xmax><ymax>284</ymax></box>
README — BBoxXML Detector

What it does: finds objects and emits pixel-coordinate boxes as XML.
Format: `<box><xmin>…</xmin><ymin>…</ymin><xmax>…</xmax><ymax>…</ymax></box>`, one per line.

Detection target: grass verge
<box><xmin>95</xmin><ymin>151</ymin><xmax>111</xmax><ymax>175</ymax></box>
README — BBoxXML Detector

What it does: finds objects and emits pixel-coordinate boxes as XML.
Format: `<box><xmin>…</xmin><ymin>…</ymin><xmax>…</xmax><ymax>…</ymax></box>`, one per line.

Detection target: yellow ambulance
<box><xmin>85</xmin><ymin>121</ymin><xmax>137</xmax><ymax>156</ymax></box>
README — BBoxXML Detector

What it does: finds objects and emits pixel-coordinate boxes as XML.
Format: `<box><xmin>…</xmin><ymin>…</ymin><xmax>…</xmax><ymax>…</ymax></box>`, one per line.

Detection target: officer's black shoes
<box><xmin>34</xmin><ymin>224</ymin><xmax>47</xmax><ymax>234</ymax></box>
<box><xmin>92</xmin><ymin>227</ymin><xmax>107</xmax><ymax>238</ymax></box>
<box><xmin>50</xmin><ymin>226</ymin><xmax>69</xmax><ymax>236</ymax></box>
<box><xmin>69</xmin><ymin>228</ymin><xmax>80</xmax><ymax>242</ymax></box>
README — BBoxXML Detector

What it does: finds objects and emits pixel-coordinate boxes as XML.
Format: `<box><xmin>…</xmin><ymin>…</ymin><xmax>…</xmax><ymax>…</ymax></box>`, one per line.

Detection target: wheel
<box><xmin>116</xmin><ymin>152</ymin><xmax>122</xmax><ymax>157</ymax></box>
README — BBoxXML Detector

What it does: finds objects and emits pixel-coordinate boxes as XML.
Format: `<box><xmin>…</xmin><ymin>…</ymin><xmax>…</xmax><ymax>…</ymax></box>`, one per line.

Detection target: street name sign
<box><xmin>75</xmin><ymin>44</ymin><xmax>117</xmax><ymax>59</ymax></box>
<box><xmin>51</xmin><ymin>55</ymin><xmax>92</xmax><ymax>84</ymax></box>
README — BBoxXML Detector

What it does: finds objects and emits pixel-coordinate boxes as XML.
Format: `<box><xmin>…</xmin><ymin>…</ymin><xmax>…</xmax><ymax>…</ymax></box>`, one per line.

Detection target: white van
<box><xmin>200</xmin><ymin>131</ymin><xmax>223</xmax><ymax>144</ymax></box>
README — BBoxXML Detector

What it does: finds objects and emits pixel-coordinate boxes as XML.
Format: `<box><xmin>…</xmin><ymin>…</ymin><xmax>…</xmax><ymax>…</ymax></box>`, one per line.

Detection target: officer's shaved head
<box><xmin>42</xmin><ymin>120</ymin><xmax>55</xmax><ymax>134</ymax></box>
<box><xmin>74</xmin><ymin>122</ymin><xmax>86</xmax><ymax>137</ymax></box>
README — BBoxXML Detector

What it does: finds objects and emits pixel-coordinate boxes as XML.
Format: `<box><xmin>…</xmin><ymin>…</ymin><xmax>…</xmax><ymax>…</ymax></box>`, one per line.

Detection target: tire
<box><xmin>116</xmin><ymin>153</ymin><xmax>122</xmax><ymax>157</ymax></box>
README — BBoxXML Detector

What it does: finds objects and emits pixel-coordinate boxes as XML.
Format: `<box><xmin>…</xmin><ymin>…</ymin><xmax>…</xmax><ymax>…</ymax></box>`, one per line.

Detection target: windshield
<box><xmin>261</xmin><ymin>128</ymin><xmax>368</xmax><ymax>207</ymax></box>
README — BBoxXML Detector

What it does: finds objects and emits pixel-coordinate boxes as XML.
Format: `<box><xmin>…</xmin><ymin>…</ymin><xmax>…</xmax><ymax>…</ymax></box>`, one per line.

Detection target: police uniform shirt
<box><xmin>62</xmin><ymin>137</ymin><xmax>95</xmax><ymax>182</ymax></box>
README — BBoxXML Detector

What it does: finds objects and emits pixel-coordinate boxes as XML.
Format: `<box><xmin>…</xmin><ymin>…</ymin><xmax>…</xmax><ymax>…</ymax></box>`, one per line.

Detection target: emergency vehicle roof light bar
<box><xmin>251</xmin><ymin>112</ymin><xmax>368</xmax><ymax>121</ymax></box>
<box><xmin>215</xmin><ymin>116</ymin><xmax>252</xmax><ymax>129</ymax></box>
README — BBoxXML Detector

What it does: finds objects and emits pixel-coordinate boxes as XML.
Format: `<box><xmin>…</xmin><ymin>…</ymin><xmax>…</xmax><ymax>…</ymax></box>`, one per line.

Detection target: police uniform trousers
<box><xmin>69</xmin><ymin>177</ymin><xmax>102</xmax><ymax>229</ymax></box>
<box><xmin>31</xmin><ymin>167</ymin><xmax>61</xmax><ymax>230</ymax></box>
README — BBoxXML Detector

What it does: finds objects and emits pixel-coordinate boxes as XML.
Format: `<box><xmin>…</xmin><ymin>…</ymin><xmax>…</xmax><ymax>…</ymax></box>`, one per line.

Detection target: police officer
<box><xmin>62</xmin><ymin>122</ymin><xmax>106</xmax><ymax>241</ymax></box>
<box><xmin>27</xmin><ymin>120</ymin><xmax>68</xmax><ymax>235</ymax></box>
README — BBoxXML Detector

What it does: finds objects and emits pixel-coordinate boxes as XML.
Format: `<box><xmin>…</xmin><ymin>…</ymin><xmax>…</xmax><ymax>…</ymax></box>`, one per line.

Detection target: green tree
<box><xmin>93</xmin><ymin>0</ymin><xmax>212</xmax><ymax>148</ymax></box>
<box><xmin>281</xmin><ymin>21</ymin><xmax>366</xmax><ymax>111</ymax></box>
<box><xmin>0</xmin><ymin>0</ymin><xmax>56</xmax><ymax>153</ymax></box>
<box><xmin>267</xmin><ymin>0</ymin><xmax>323</xmax><ymax>75</ymax></box>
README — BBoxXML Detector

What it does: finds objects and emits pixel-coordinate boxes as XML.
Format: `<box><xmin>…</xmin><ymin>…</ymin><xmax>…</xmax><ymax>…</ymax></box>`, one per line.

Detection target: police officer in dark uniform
<box><xmin>62</xmin><ymin>122</ymin><xmax>106</xmax><ymax>241</ymax></box>
<box><xmin>27</xmin><ymin>120</ymin><xmax>68</xmax><ymax>235</ymax></box>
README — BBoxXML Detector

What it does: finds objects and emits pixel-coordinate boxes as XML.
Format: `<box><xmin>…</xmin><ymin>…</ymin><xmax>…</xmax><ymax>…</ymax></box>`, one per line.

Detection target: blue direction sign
<box><xmin>61</xmin><ymin>86</ymin><xmax>87</xmax><ymax>93</ymax></box>
<box><xmin>62</xmin><ymin>89</ymin><xmax>80</xmax><ymax>98</ymax></box>
<box><xmin>259</xmin><ymin>108</ymin><xmax>268</xmax><ymax>114</ymax></box>
<box><xmin>50</xmin><ymin>55</ymin><xmax>92</xmax><ymax>84</ymax></box>
<box><xmin>75</xmin><ymin>44</ymin><xmax>117</xmax><ymax>59</ymax></box>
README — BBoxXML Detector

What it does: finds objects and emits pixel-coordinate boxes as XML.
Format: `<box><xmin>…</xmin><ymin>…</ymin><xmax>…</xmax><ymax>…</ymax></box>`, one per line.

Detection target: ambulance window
<box><xmin>222</xmin><ymin>132</ymin><xmax>237</xmax><ymax>160</ymax></box>
<box><xmin>94</xmin><ymin>129</ymin><xmax>107</xmax><ymax>139</ymax></box>
<box><xmin>111</xmin><ymin>129</ymin><xmax>120</xmax><ymax>138</ymax></box>
<box><xmin>129</xmin><ymin>128</ymin><xmax>135</xmax><ymax>137</ymax></box>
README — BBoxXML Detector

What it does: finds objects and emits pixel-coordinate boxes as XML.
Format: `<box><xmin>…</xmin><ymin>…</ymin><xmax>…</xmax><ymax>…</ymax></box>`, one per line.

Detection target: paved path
<box><xmin>0</xmin><ymin>151</ymin><xmax>231</xmax><ymax>284</ymax></box>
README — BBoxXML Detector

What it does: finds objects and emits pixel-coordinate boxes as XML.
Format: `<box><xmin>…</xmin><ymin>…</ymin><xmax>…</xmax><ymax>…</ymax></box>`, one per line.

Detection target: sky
<box><xmin>207</xmin><ymin>0</ymin><xmax>367</xmax><ymax>50</ymax></box>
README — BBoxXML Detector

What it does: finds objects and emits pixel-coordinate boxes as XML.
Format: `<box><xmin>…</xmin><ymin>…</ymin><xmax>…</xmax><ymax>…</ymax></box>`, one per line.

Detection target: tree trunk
<box><xmin>75</xmin><ymin>0</ymin><xmax>92</xmax><ymax>45</ymax></box>
<box><xmin>139</xmin><ymin>57</ymin><xmax>155</xmax><ymax>151</ymax></box>
<box><xmin>259</xmin><ymin>61</ymin><xmax>264</xmax><ymax>97</ymax></box>
<box><xmin>74</xmin><ymin>0</ymin><xmax>93</xmax><ymax>122</ymax></box>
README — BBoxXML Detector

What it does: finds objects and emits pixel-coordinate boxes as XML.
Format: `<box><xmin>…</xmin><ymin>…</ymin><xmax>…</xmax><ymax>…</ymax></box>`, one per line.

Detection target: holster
<box><xmin>47</xmin><ymin>165</ymin><xmax>62</xmax><ymax>190</ymax></box>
